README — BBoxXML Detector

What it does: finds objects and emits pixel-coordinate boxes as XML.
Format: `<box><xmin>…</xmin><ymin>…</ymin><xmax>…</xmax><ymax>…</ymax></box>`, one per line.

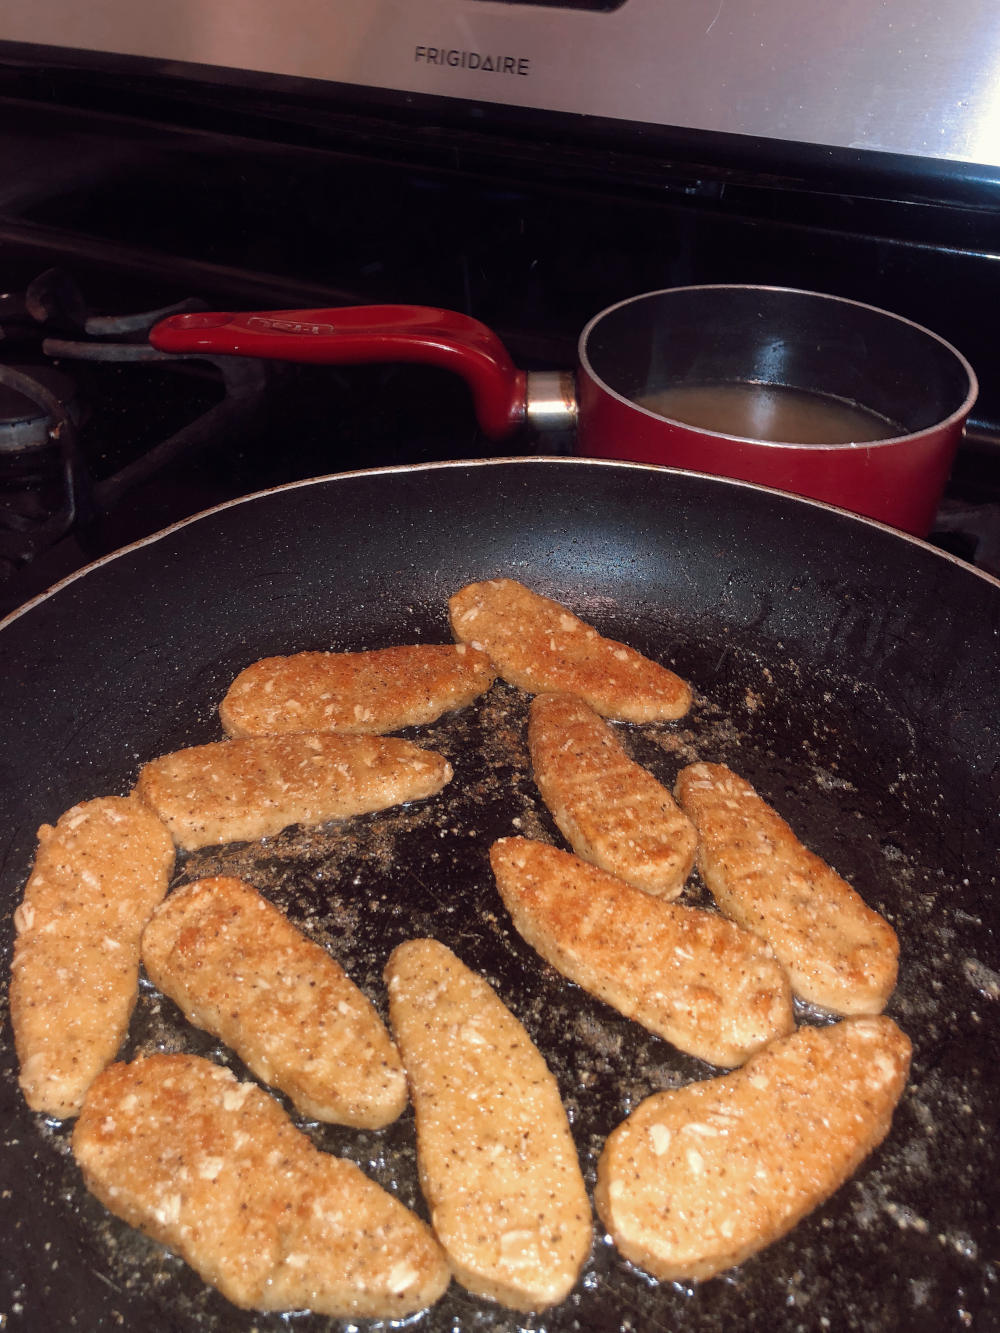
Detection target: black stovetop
<box><xmin>0</xmin><ymin>69</ymin><xmax>998</xmax><ymax>617</ymax></box>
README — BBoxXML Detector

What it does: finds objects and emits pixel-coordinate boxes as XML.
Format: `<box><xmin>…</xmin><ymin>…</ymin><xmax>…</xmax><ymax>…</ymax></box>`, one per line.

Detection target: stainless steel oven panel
<box><xmin>2</xmin><ymin>0</ymin><xmax>1000</xmax><ymax>167</ymax></box>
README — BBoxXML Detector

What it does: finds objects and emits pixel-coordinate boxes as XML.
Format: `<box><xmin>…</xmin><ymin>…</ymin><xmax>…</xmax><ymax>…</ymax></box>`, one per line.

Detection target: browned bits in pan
<box><xmin>11</xmin><ymin>576</ymin><xmax>918</xmax><ymax>1321</ymax></box>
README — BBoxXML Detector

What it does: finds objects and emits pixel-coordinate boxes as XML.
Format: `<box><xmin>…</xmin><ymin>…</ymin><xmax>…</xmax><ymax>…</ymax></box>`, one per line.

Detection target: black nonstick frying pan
<box><xmin>1</xmin><ymin>458</ymin><xmax>998</xmax><ymax>1333</ymax></box>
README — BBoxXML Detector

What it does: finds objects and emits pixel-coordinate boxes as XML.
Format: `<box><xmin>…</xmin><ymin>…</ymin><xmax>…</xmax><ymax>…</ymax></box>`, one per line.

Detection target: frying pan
<box><xmin>1</xmin><ymin>458</ymin><xmax>998</xmax><ymax>1333</ymax></box>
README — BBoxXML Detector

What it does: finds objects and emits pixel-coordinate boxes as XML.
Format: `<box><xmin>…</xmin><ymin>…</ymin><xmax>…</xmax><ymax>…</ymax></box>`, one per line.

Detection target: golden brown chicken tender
<box><xmin>449</xmin><ymin>578</ymin><xmax>691</xmax><ymax>721</ymax></box>
<box><xmin>10</xmin><ymin>796</ymin><xmax>175</xmax><ymax>1118</ymax></box>
<box><xmin>529</xmin><ymin>691</ymin><xmax>696</xmax><ymax>898</ymax></box>
<box><xmin>134</xmin><ymin>732</ymin><xmax>452</xmax><ymax>850</ymax></box>
<box><xmin>385</xmin><ymin>938</ymin><xmax>591</xmax><ymax>1311</ymax></box>
<box><xmin>220</xmin><ymin>642</ymin><xmax>495</xmax><ymax>737</ymax></box>
<box><xmin>73</xmin><ymin>1053</ymin><xmax>451</xmax><ymax>1318</ymax></box>
<box><xmin>142</xmin><ymin>876</ymin><xmax>407</xmax><ymax>1127</ymax></box>
<box><xmin>490</xmin><ymin>838</ymin><xmax>794</xmax><ymax>1068</ymax></box>
<box><xmin>676</xmin><ymin>762</ymin><xmax>899</xmax><ymax>1015</ymax></box>
<box><xmin>595</xmin><ymin>1015</ymin><xmax>911</xmax><ymax>1282</ymax></box>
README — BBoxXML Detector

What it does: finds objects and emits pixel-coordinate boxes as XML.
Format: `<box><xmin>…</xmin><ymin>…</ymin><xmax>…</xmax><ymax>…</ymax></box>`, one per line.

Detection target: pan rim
<box><xmin>1</xmin><ymin>448</ymin><xmax>997</xmax><ymax>1330</ymax></box>
<box><xmin>2</xmin><ymin>454</ymin><xmax>997</xmax><ymax>634</ymax></box>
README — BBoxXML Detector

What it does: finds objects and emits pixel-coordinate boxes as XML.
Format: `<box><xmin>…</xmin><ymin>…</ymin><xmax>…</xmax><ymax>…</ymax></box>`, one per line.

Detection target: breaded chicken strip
<box><xmin>142</xmin><ymin>876</ymin><xmax>407</xmax><ymax>1127</ymax></box>
<box><xmin>220</xmin><ymin>643</ymin><xmax>495</xmax><ymax>738</ymax></box>
<box><xmin>10</xmin><ymin>796</ymin><xmax>175</xmax><ymax>1119</ymax></box>
<box><xmin>134</xmin><ymin>732</ymin><xmax>451</xmax><ymax>850</ymax></box>
<box><xmin>595</xmin><ymin>1015</ymin><xmax>911</xmax><ymax>1282</ymax></box>
<box><xmin>490</xmin><ymin>838</ymin><xmax>794</xmax><ymax>1068</ymax></box>
<box><xmin>385</xmin><ymin>939</ymin><xmax>591</xmax><ymax>1312</ymax></box>
<box><xmin>448</xmin><ymin>578</ymin><xmax>691</xmax><ymax>722</ymax></box>
<box><xmin>73</xmin><ymin>1054</ymin><xmax>451</xmax><ymax>1318</ymax></box>
<box><xmin>675</xmin><ymin>762</ymin><xmax>899</xmax><ymax>1015</ymax></box>
<box><xmin>529</xmin><ymin>692</ymin><xmax>696</xmax><ymax>899</ymax></box>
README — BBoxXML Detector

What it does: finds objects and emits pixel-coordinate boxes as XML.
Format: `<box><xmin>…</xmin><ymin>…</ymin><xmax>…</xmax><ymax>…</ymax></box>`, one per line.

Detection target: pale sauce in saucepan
<box><xmin>636</xmin><ymin>382</ymin><xmax>904</xmax><ymax>444</ymax></box>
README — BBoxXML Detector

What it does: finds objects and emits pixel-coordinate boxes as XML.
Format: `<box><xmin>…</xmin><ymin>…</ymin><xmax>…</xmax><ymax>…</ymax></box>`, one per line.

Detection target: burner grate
<box><xmin>0</xmin><ymin>274</ymin><xmax>276</xmax><ymax>587</ymax></box>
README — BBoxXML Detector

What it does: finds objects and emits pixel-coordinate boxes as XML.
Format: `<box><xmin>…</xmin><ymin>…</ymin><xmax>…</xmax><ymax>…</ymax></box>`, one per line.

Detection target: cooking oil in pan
<box><xmin>636</xmin><ymin>382</ymin><xmax>903</xmax><ymax>444</ymax></box>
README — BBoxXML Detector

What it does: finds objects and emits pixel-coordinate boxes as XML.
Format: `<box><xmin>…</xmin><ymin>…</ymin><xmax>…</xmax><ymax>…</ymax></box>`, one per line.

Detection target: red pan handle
<box><xmin>149</xmin><ymin>305</ymin><xmax>527</xmax><ymax>440</ymax></box>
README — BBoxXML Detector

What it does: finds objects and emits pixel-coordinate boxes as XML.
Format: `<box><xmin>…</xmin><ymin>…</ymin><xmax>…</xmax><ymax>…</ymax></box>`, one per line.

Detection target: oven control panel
<box><xmin>2</xmin><ymin>0</ymin><xmax>999</xmax><ymax>169</ymax></box>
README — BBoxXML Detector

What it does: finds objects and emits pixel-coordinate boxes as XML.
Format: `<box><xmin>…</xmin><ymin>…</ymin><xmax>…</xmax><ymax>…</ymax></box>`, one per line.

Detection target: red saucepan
<box><xmin>150</xmin><ymin>284</ymin><xmax>978</xmax><ymax>536</ymax></box>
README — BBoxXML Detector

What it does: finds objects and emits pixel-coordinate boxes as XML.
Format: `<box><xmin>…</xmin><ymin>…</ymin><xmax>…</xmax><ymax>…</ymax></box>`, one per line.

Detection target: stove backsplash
<box><xmin>0</xmin><ymin>60</ymin><xmax>998</xmax><ymax>612</ymax></box>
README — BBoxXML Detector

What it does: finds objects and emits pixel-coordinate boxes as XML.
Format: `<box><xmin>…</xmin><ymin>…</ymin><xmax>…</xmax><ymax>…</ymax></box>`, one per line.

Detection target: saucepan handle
<box><xmin>149</xmin><ymin>304</ymin><xmax>528</xmax><ymax>440</ymax></box>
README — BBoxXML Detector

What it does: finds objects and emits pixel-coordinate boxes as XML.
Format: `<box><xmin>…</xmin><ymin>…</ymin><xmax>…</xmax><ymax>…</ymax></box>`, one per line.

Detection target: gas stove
<box><xmin>1</xmin><ymin>24</ymin><xmax>999</xmax><ymax>1333</ymax></box>
<box><xmin>0</xmin><ymin>37</ymin><xmax>998</xmax><ymax>618</ymax></box>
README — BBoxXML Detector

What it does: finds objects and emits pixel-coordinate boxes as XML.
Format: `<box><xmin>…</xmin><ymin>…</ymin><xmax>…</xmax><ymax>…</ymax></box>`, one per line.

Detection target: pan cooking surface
<box><xmin>1</xmin><ymin>459</ymin><xmax>998</xmax><ymax>1332</ymax></box>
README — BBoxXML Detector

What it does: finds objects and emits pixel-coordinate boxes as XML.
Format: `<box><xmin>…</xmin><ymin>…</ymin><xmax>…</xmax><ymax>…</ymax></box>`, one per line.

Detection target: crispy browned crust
<box><xmin>72</xmin><ymin>1054</ymin><xmax>451</xmax><ymax>1317</ymax></box>
<box><xmin>595</xmin><ymin>1016</ymin><xmax>911</xmax><ymax>1282</ymax></box>
<box><xmin>448</xmin><ymin>578</ymin><xmax>691</xmax><ymax>722</ymax></box>
<box><xmin>141</xmin><ymin>876</ymin><xmax>407</xmax><ymax>1127</ymax></box>
<box><xmin>385</xmin><ymin>938</ymin><xmax>592</xmax><ymax>1312</ymax></box>
<box><xmin>489</xmin><ymin>838</ymin><xmax>794</xmax><ymax>1068</ymax></box>
<box><xmin>10</xmin><ymin>796</ymin><xmax>175</xmax><ymax>1119</ymax></box>
<box><xmin>133</xmin><ymin>732</ymin><xmax>452</xmax><ymax>850</ymax></box>
<box><xmin>675</xmin><ymin>762</ymin><xmax>899</xmax><ymax>1015</ymax></box>
<box><xmin>219</xmin><ymin>643</ymin><xmax>496</xmax><ymax>738</ymax></box>
<box><xmin>529</xmin><ymin>692</ymin><xmax>697</xmax><ymax>898</ymax></box>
